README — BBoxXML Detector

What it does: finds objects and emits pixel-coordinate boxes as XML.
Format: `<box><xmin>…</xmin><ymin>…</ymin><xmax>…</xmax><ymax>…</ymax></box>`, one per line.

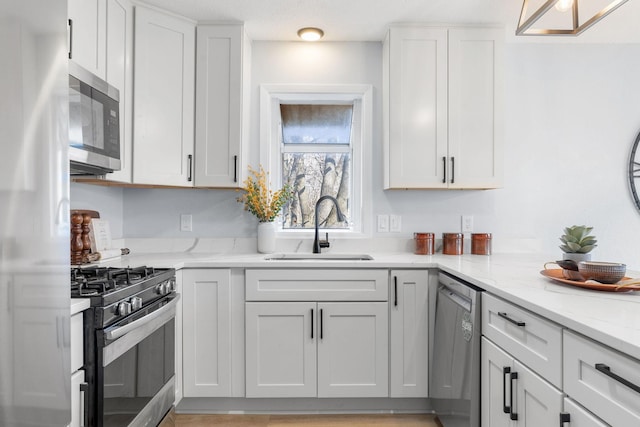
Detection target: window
<box><xmin>260</xmin><ymin>84</ymin><xmax>372</xmax><ymax>236</ymax></box>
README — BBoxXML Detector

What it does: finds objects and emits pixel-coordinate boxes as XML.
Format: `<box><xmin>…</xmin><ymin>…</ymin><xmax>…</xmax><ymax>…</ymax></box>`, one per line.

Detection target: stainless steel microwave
<box><xmin>68</xmin><ymin>61</ymin><xmax>121</xmax><ymax>175</ymax></box>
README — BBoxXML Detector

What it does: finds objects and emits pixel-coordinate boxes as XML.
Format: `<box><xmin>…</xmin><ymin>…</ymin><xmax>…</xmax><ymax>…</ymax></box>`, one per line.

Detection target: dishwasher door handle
<box><xmin>438</xmin><ymin>285</ymin><xmax>472</xmax><ymax>312</ymax></box>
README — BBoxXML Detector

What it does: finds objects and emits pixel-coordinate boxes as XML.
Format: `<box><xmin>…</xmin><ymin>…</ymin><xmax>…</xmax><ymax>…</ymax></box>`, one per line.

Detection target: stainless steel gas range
<box><xmin>71</xmin><ymin>266</ymin><xmax>179</xmax><ymax>427</ymax></box>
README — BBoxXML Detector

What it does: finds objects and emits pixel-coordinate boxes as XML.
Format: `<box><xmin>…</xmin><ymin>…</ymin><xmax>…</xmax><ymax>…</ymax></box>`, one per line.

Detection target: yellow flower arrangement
<box><xmin>237</xmin><ymin>165</ymin><xmax>293</xmax><ymax>223</ymax></box>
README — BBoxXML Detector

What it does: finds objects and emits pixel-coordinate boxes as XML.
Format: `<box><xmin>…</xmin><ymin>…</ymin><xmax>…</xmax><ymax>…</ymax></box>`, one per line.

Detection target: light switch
<box><xmin>377</xmin><ymin>214</ymin><xmax>389</xmax><ymax>233</ymax></box>
<box><xmin>180</xmin><ymin>214</ymin><xmax>193</xmax><ymax>232</ymax></box>
<box><xmin>390</xmin><ymin>215</ymin><xmax>402</xmax><ymax>232</ymax></box>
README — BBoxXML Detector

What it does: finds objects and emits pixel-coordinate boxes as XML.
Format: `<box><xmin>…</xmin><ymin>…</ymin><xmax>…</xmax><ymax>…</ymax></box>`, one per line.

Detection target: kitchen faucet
<box><xmin>313</xmin><ymin>195</ymin><xmax>346</xmax><ymax>254</ymax></box>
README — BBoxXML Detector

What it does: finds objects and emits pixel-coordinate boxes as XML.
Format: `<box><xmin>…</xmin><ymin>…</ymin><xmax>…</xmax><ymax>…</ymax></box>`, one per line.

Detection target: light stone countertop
<box><xmin>93</xmin><ymin>251</ymin><xmax>640</xmax><ymax>362</ymax></box>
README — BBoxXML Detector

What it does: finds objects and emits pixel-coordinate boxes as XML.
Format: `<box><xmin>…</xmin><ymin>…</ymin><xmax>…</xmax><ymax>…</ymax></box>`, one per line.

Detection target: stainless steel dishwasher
<box><xmin>430</xmin><ymin>271</ymin><xmax>483</xmax><ymax>427</ymax></box>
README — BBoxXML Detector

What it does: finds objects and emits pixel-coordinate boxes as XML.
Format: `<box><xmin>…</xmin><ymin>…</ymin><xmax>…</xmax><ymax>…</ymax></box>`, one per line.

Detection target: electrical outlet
<box><xmin>389</xmin><ymin>215</ymin><xmax>402</xmax><ymax>232</ymax></box>
<box><xmin>180</xmin><ymin>214</ymin><xmax>193</xmax><ymax>232</ymax></box>
<box><xmin>377</xmin><ymin>214</ymin><xmax>389</xmax><ymax>233</ymax></box>
<box><xmin>461</xmin><ymin>215</ymin><xmax>474</xmax><ymax>233</ymax></box>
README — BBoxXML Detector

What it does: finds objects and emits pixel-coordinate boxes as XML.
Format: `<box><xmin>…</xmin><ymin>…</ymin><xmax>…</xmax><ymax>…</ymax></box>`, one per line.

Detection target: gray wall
<box><xmin>71</xmin><ymin>40</ymin><xmax>640</xmax><ymax>268</ymax></box>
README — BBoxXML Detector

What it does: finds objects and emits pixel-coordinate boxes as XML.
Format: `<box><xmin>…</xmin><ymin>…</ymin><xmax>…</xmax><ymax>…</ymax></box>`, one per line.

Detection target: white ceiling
<box><xmin>138</xmin><ymin>0</ymin><xmax>640</xmax><ymax>43</ymax></box>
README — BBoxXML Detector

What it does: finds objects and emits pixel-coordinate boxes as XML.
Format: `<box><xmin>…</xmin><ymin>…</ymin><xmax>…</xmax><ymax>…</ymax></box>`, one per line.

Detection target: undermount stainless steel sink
<box><xmin>264</xmin><ymin>253</ymin><xmax>374</xmax><ymax>261</ymax></box>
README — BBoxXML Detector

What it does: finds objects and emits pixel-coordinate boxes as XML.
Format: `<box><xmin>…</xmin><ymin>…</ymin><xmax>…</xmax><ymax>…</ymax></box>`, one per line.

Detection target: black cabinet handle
<box><xmin>502</xmin><ymin>367</ymin><xmax>511</xmax><ymax>414</ymax></box>
<box><xmin>233</xmin><ymin>155</ymin><xmax>238</xmax><ymax>183</ymax></box>
<box><xmin>311</xmin><ymin>308</ymin><xmax>314</xmax><ymax>339</ymax></box>
<box><xmin>595</xmin><ymin>363</ymin><xmax>640</xmax><ymax>394</ymax></box>
<box><xmin>394</xmin><ymin>276</ymin><xmax>398</xmax><ymax>307</ymax></box>
<box><xmin>80</xmin><ymin>382</ymin><xmax>89</xmax><ymax>427</ymax></box>
<box><xmin>498</xmin><ymin>312</ymin><xmax>526</xmax><ymax>327</ymax></box>
<box><xmin>509</xmin><ymin>372</ymin><xmax>519</xmax><ymax>421</ymax></box>
<box><xmin>450</xmin><ymin>157</ymin><xmax>455</xmax><ymax>184</ymax></box>
<box><xmin>320</xmin><ymin>308</ymin><xmax>323</xmax><ymax>339</ymax></box>
<box><xmin>68</xmin><ymin>19</ymin><xmax>73</xmax><ymax>59</ymax></box>
<box><xmin>442</xmin><ymin>156</ymin><xmax>447</xmax><ymax>184</ymax></box>
<box><xmin>187</xmin><ymin>154</ymin><xmax>193</xmax><ymax>182</ymax></box>
<box><xmin>559</xmin><ymin>412</ymin><xmax>570</xmax><ymax>426</ymax></box>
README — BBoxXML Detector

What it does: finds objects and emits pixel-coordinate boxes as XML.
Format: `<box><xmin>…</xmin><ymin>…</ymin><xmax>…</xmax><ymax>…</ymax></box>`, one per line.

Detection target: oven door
<box><xmin>97</xmin><ymin>293</ymin><xmax>179</xmax><ymax>427</ymax></box>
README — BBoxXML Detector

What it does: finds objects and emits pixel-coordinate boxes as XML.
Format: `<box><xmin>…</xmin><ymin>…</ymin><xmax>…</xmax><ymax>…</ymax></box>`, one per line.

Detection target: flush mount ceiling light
<box><xmin>516</xmin><ymin>0</ymin><xmax>629</xmax><ymax>36</ymax></box>
<box><xmin>297</xmin><ymin>27</ymin><xmax>324</xmax><ymax>41</ymax></box>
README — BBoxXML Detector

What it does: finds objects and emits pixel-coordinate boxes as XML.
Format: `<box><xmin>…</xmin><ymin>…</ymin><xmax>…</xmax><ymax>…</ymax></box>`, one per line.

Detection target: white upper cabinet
<box><xmin>195</xmin><ymin>24</ymin><xmax>251</xmax><ymax>187</ymax></box>
<box><xmin>68</xmin><ymin>0</ymin><xmax>106</xmax><ymax>79</ymax></box>
<box><xmin>133</xmin><ymin>6</ymin><xmax>195</xmax><ymax>186</ymax></box>
<box><xmin>383</xmin><ymin>26</ymin><xmax>504</xmax><ymax>189</ymax></box>
<box><xmin>104</xmin><ymin>0</ymin><xmax>133</xmax><ymax>183</ymax></box>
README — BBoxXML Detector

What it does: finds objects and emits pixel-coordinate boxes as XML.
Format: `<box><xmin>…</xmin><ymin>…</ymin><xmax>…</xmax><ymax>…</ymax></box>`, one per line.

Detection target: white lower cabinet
<box><xmin>245</xmin><ymin>301</ymin><xmax>388</xmax><ymax>398</ymax></box>
<box><xmin>563</xmin><ymin>330</ymin><xmax>640</xmax><ymax>426</ymax></box>
<box><xmin>561</xmin><ymin>398</ymin><xmax>608</xmax><ymax>427</ymax></box>
<box><xmin>182</xmin><ymin>269</ymin><xmax>232</xmax><ymax>397</ymax></box>
<box><xmin>389</xmin><ymin>270</ymin><xmax>429</xmax><ymax>397</ymax></box>
<box><xmin>481</xmin><ymin>337</ymin><xmax>563</xmax><ymax>427</ymax></box>
<box><xmin>70</xmin><ymin>311</ymin><xmax>87</xmax><ymax>427</ymax></box>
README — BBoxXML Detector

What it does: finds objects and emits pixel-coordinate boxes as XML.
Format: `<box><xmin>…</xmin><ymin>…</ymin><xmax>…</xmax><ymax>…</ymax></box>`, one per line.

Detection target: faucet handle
<box><xmin>319</xmin><ymin>232</ymin><xmax>330</xmax><ymax>249</ymax></box>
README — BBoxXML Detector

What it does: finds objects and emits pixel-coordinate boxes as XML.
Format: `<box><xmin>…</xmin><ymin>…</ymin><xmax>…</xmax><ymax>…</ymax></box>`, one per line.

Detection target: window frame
<box><xmin>260</xmin><ymin>84</ymin><xmax>373</xmax><ymax>238</ymax></box>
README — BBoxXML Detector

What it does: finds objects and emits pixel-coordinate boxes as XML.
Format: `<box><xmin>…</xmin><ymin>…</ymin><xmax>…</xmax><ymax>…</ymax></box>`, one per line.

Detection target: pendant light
<box><xmin>516</xmin><ymin>0</ymin><xmax>629</xmax><ymax>36</ymax></box>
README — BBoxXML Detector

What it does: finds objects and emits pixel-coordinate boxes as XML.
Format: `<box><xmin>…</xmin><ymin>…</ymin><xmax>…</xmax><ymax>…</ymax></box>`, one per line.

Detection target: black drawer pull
<box><xmin>311</xmin><ymin>308</ymin><xmax>314</xmax><ymax>339</ymax></box>
<box><xmin>498</xmin><ymin>312</ymin><xmax>526</xmax><ymax>327</ymax></box>
<box><xmin>595</xmin><ymin>363</ymin><xmax>640</xmax><ymax>394</ymax></box>
<box><xmin>320</xmin><ymin>308</ymin><xmax>324</xmax><ymax>340</ymax></box>
<box><xmin>559</xmin><ymin>412</ymin><xmax>570</xmax><ymax>426</ymax></box>
<box><xmin>394</xmin><ymin>276</ymin><xmax>398</xmax><ymax>307</ymax></box>
<box><xmin>509</xmin><ymin>371</ymin><xmax>518</xmax><ymax>421</ymax></box>
<box><xmin>502</xmin><ymin>367</ymin><xmax>511</xmax><ymax>414</ymax></box>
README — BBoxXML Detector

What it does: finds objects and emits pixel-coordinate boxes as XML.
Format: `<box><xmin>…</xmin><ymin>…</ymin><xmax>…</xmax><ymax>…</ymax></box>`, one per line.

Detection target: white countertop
<box><xmin>95</xmin><ymin>251</ymin><xmax>640</xmax><ymax>361</ymax></box>
<box><xmin>71</xmin><ymin>298</ymin><xmax>90</xmax><ymax>315</ymax></box>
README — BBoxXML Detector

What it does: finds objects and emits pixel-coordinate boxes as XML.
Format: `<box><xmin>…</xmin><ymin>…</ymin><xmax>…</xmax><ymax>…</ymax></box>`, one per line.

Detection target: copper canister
<box><xmin>471</xmin><ymin>233</ymin><xmax>492</xmax><ymax>255</ymax></box>
<box><xmin>414</xmin><ymin>232</ymin><xmax>434</xmax><ymax>255</ymax></box>
<box><xmin>442</xmin><ymin>233</ymin><xmax>464</xmax><ymax>255</ymax></box>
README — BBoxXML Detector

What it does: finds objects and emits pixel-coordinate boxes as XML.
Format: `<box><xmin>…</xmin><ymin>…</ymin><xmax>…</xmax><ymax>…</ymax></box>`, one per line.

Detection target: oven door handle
<box><xmin>105</xmin><ymin>294</ymin><xmax>180</xmax><ymax>341</ymax></box>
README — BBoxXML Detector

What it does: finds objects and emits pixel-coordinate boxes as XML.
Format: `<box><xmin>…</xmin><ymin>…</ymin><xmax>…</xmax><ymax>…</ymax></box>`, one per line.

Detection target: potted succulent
<box><xmin>559</xmin><ymin>225</ymin><xmax>597</xmax><ymax>262</ymax></box>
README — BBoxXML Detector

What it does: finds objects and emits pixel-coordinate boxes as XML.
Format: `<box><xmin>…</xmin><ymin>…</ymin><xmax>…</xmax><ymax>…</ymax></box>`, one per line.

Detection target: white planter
<box><xmin>257</xmin><ymin>222</ymin><xmax>276</xmax><ymax>254</ymax></box>
<box><xmin>562</xmin><ymin>253</ymin><xmax>592</xmax><ymax>263</ymax></box>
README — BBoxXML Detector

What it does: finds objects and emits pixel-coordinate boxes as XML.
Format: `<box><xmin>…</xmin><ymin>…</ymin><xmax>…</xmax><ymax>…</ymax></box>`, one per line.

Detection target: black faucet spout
<box><xmin>312</xmin><ymin>195</ymin><xmax>345</xmax><ymax>254</ymax></box>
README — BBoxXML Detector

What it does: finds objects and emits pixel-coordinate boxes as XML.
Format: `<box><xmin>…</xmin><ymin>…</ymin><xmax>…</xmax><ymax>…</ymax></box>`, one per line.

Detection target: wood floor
<box><xmin>175</xmin><ymin>414</ymin><xmax>441</xmax><ymax>427</ymax></box>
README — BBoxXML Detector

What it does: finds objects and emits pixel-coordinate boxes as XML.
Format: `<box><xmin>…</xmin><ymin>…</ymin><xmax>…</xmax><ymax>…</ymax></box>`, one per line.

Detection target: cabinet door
<box><xmin>68</xmin><ymin>0</ymin><xmax>106</xmax><ymax>78</ymax></box>
<box><xmin>384</xmin><ymin>27</ymin><xmax>448</xmax><ymax>189</ymax></box>
<box><xmin>70</xmin><ymin>369</ymin><xmax>87</xmax><ymax>427</ymax></box>
<box><xmin>481</xmin><ymin>337</ymin><xmax>515</xmax><ymax>427</ymax></box>
<box><xmin>133</xmin><ymin>6</ymin><xmax>195</xmax><ymax>186</ymax></box>
<box><xmin>562</xmin><ymin>398</ymin><xmax>608</xmax><ymax>427</ymax></box>
<box><xmin>245</xmin><ymin>302</ymin><xmax>317</xmax><ymax>397</ymax></box>
<box><xmin>104</xmin><ymin>0</ymin><xmax>133</xmax><ymax>183</ymax></box>
<box><xmin>195</xmin><ymin>25</ymin><xmax>249</xmax><ymax>187</ymax></box>
<box><xmin>448</xmin><ymin>28</ymin><xmax>504</xmax><ymax>189</ymax></box>
<box><xmin>182</xmin><ymin>269</ymin><xmax>231</xmax><ymax>397</ymax></box>
<box><xmin>390</xmin><ymin>270</ymin><xmax>429</xmax><ymax>397</ymax></box>
<box><xmin>513</xmin><ymin>360</ymin><xmax>563</xmax><ymax>427</ymax></box>
<box><xmin>317</xmin><ymin>302</ymin><xmax>389</xmax><ymax>398</ymax></box>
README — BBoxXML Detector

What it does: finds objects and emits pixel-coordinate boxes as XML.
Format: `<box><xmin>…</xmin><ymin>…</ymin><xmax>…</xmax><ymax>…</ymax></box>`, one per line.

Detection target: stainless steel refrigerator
<box><xmin>0</xmin><ymin>1</ymin><xmax>70</xmax><ymax>426</ymax></box>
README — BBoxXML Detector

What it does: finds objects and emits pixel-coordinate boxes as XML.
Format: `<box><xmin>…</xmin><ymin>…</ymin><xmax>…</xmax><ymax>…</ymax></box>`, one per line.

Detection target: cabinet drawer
<box><xmin>71</xmin><ymin>312</ymin><xmax>84</xmax><ymax>373</ymax></box>
<box><xmin>564</xmin><ymin>331</ymin><xmax>640</xmax><ymax>426</ymax></box>
<box><xmin>246</xmin><ymin>269</ymin><xmax>388</xmax><ymax>301</ymax></box>
<box><xmin>482</xmin><ymin>293</ymin><xmax>562</xmax><ymax>387</ymax></box>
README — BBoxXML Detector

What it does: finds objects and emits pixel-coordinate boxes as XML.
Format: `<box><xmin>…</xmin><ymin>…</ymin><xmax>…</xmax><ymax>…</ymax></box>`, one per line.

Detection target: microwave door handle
<box><xmin>105</xmin><ymin>294</ymin><xmax>180</xmax><ymax>341</ymax></box>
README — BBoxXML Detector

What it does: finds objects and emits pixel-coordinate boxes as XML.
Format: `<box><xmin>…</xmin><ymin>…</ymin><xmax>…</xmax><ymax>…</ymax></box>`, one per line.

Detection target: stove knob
<box><xmin>168</xmin><ymin>278</ymin><xmax>176</xmax><ymax>292</ymax></box>
<box><xmin>117</xmin><ymin>301</ymin><xmax>132</xmax><ymax>316</ymax></box>
<box><xmin>130</xmin><ymin>296</ymin><xmax>143</xmax><ymax>310</ymax></box>
<box><xmin>156</xmin><ymin>283</ymin><xmax>168</xmax><ymax>295</ymax></box>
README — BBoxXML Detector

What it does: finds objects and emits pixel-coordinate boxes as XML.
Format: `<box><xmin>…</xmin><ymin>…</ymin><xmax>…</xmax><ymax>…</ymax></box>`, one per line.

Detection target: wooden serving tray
<box><xmin>540</xmin><ymin>269</ymin><xmax>640</xmax><ymax>292</ymax></box>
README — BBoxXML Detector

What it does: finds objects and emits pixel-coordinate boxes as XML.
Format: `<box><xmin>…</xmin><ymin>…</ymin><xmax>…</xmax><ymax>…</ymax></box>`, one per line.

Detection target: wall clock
<box><xmin>629</xmin><ymin>130</ymin><xmax>640</xmax><ymax>212</ymax></box>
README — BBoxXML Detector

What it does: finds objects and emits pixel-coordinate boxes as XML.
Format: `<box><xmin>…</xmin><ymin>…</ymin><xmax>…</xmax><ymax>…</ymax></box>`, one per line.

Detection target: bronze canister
<box><xmin>471</xmin><ymin>233</ymin><xmax>492</xmax><ymax>255</ymax></box>
<box><xmin>442</xmin><ymin>233</ymin><xmax>464</xmax><ymax>255</ymax></box>
<box><xmin>414</xmin><ymin>232</ymin><xmax>434</xmax><ymax>255</ymax></box>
